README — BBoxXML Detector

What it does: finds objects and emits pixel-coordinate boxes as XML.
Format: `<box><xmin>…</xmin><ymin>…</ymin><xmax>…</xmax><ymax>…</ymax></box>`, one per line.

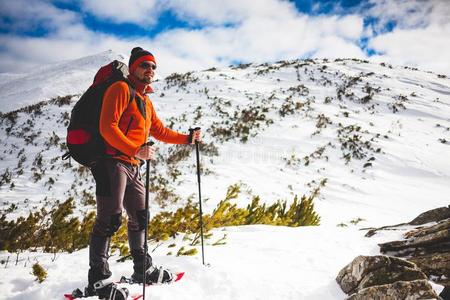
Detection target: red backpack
<box><xmin>62</xmin><ymin>60</ymin><xmax>135</xmax><ymax>167</ymax></box>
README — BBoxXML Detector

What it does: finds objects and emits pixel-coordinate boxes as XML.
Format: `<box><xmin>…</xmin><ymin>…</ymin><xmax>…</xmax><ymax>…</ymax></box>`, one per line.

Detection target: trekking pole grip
<box><xmin>189</xmin><ymin>127</ymin><xmax>201</xmax><ymax>145</ymax></box>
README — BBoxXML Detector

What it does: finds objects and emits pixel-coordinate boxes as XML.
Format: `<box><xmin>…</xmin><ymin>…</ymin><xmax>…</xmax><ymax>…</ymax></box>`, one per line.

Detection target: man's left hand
<box><xmin>189</xmin><ymin>128</ymin><xmax>202</xmax><ymax>144</ymax></box>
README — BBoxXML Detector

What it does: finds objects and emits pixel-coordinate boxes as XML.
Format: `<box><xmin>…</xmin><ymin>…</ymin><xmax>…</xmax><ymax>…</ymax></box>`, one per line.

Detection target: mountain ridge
<box><xmin>0</xmin><ymin>52</ymin><xmax>448</xmax><ymax>227</ymax></box>
<box><xmin>0</xmin><ymin>50</ymin><xmax>126</xmax><ymax>114</ymax></box>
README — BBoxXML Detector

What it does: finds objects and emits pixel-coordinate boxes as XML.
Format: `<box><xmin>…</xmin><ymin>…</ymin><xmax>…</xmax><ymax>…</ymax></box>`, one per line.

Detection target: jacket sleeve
<box><xmin>99</xmin><ymin>82</ymin><xmax>140</xmax><ymax>157</ymax></box>
<box><xmin>149</xmin><ymin>103</ymin><xmax>190</xmax><ymax>144</ymax></box>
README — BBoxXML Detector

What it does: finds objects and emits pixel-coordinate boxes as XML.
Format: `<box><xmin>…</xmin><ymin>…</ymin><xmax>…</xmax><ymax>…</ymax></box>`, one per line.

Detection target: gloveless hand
<box><xmin>135</xmin><ymin>144</ymin><xmax>155</xmax><ymax>160</ymax></box>
<box><xmin>190</xmin><ymin>129</ymin><xmax>202</xmax><ymax>144</ymax></box>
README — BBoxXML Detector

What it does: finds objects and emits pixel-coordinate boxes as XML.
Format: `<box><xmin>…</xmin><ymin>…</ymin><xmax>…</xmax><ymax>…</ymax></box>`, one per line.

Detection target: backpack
<box><xmin>62</xmin><ymin>60</ymin><xmax>136</xmax><ymax>167</ymax></box>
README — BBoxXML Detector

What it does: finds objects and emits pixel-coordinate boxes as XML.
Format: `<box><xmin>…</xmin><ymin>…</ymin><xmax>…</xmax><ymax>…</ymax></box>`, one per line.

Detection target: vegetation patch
<box><xmin>337</xmin><ymin>124</ymin><xmax>381</xmax><ymax>164</ymax></box>
<box><xmin>164</xmin><ymin>72</ymin><xmax>199</xmax><ymax>90</ymax></box>
<box><xmin>111</xmin><ymin>183</ymin><xmax>320</xmax><ymax>257</ymax></box>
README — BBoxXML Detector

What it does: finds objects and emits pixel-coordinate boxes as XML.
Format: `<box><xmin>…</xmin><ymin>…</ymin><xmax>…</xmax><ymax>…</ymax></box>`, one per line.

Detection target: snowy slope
<box><xmin>0</xmin><ymin>52</ymin><xmax>449</xmax><ymax>299</ymax></box>
<box><xmin>0</xmin><ymin>50</ymin><xmax>126</xmax><ymax>114</ymax></box>
<box><xmin>0</xmin><ymin>225</ymin><xmax>444</xmax><ymax>299</ymax></box>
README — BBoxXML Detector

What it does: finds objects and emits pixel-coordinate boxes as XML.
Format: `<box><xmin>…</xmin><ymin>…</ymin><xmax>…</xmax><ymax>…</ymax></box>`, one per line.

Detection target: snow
<box><xmin>0</xmin><ymin>50</ymin><xmax>127</xmax><ymax>114</ymax></box>
<box><xmin>3</xmin><ymin>225</ymin><xmax>438</xmax><ymax>300</ymax></box>
<box><xmin>0</xmin><ymin>52</ymin><xmax>449</xmax><ymax>299</ymax></box>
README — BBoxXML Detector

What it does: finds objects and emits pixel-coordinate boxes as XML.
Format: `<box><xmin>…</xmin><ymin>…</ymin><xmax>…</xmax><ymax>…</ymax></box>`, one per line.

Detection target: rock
<box><xmin>409</xmin><ymin>252</ymin><xmax>450</xmax><ymax>286</ymax></box>
<box><xmin>409</xmin><ymin>206</ymin><xmax>450</xmax><ymax>225</ymax></box>
<box><xmin>358</xmin><ymin>265</ymin><xmax>428</xmax><ymax>290</ymax></box>
<box><xmin>379</xmin><ymin>223</ymin><xmax>450</xmax><ymax>255</ymax></box>
<box><xmin>404</xmin><ymin>219</ymin><xmax>450</xmax><ymax>239</ymax></box>
<box><xmin>378</xmin><ymin>219</ymin><xmax>450</xmax><ymax>286</ymax></box>
<box><xmin>364</xmin><ymin>206</ymin><xmax>450</xmax><ymax>238</ymax></box>
<box><xmin>346</xmin><ymin>279</ymin><xmax>439</xmax><ymax>300</ymax></box>
<box><xmin>336</xmin><ymin>255</ymin><xmax>425</xmax><ymax>294</ymax></box>
<box><xmin>342</xmin><ymin>208</ymin><xmax>450</xmax><ymax>299</ymax></box>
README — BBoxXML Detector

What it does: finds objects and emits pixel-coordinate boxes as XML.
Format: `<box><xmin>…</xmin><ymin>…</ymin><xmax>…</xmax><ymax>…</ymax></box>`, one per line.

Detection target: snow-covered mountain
<box><xmin>0</xmin><ymin>50</ymin><xmax>126</xmax><ymax>114</ymax></box>
<box><xmin>0</xmin><ymin>51</ymin><xmax>449</xmax><ymax>299</ymax></box>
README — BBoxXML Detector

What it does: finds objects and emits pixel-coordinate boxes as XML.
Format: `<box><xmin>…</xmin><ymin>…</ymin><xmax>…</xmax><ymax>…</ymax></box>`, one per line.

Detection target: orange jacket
<box><xmin>99</xmin><ymin>76</ymin><xmax>189</xmax><ymax>165</ymax></box>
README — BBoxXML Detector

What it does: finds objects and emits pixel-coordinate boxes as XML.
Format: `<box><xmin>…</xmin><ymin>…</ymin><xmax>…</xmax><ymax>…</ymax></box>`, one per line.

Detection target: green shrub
<box><xmin>32</xmin><ymin>263</ymin><xmax>47</xmax><ymax>283</ymax></box>
<box><xmin>1</xmin><ymin>185</ymin><xmax>320</xmax><ymax>259</ymax></box>
<box><xmin>110</xmin><ymin>183</ymin><xmax>320</xmax><ymax>257</ymax></box>
<box><xmin>176</xmin><ymin>247</ymin><xmax>198</xmax><ymax>256</ymax></box>
<box><xmin>0</xmin><ymin>198</ymin><xmax>94</xmax><ymax>253</ymax></box>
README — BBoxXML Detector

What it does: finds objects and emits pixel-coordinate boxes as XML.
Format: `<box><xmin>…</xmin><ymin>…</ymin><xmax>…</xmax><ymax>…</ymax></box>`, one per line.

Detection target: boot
<box><xmin>131</xmin><ymin>264</ymin><xmax>174</xmax><ymax>284</ymax></box>
<box><xmin>440</xmin><ymin>287</ymin><xmax>450</xmax><ymax>300</ymax></box>
<box><xmin>91</xmin><ymin>279</ymin><xmax>129</xmax><ymax>300</ymax></box>
<box><xmin>88</xmin><ymin>234</ymin><xmax>112</xmax><ymax>292</ymax></box>
<box><xmin>130</xmin><ymin>248</ymin><xmax>173</xmax><ymax>284</ymax></box>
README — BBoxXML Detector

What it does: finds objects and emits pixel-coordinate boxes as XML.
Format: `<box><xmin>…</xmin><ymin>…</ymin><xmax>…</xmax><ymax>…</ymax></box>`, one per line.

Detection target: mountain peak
<box><xmin>0</xmin><ymin>50</ymin><xmax>128</xmax><ymax>113</ymax></box>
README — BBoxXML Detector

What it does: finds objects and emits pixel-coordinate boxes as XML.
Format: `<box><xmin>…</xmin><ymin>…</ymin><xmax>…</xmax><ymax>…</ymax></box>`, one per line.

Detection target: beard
<box><xmin>135</xmin><ymin>71</ymin><xmax>153</xmax><ymax>84</ymax></box>
<box><xmin>140</xmin><ymin>75</ymin><xmax>152</xmax><ymax>84</ymax></box>
<box><xmin>142</xmin><ymin>77</ymin><xmax>152</xmax><ymax>84</ymax></box>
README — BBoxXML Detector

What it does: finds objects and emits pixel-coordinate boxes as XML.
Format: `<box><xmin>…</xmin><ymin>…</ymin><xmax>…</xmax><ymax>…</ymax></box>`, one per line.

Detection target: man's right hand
<box><xmin>135</xmin><ymin>144</ymin><xmax>155</xmax><ymax>160</ymax></box>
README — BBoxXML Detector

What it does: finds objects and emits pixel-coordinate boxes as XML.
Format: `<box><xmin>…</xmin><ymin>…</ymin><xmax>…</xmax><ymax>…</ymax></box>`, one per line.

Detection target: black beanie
<box><xmin>129</xmin><ymin>47</ymin><xmax>156</xmax><ymax>73</ymax></box>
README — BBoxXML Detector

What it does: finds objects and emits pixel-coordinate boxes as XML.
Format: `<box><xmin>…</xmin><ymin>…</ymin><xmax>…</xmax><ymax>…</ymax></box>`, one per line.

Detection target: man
<box><xmin>87</xmin><ymin>47</ymin><xmax>201</xmax><ymax>298</ymax></box>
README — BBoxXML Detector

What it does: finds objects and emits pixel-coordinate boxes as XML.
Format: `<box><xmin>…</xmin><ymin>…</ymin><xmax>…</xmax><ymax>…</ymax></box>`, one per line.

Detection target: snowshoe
<box><xmin>131</xmin><ymin>265</ymin><xmax>174</xmax><ymax>285</ymax></box>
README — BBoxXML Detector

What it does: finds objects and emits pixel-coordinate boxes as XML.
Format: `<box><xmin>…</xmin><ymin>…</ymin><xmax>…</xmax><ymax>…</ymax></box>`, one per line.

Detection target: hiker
<box><xmin>86</xmin><ymin>47</ymin><xmax>201</xmax><ymax>297</ymax></box>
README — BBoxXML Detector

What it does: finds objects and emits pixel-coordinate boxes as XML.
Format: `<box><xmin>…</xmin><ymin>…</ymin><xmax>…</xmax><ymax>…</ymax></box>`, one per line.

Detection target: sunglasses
<box><xmin>139</xmin><ymin>62</ymin><xmax>157</xmax><ymax>70</ymax></box>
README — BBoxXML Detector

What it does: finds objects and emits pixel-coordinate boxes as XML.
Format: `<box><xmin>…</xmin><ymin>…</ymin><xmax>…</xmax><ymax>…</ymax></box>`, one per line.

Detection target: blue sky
<box><xmin>49</xmin><ymin>0</ymin><xmax>366</xmax><ymax>38</ymax></box>
<box><xmin>0</xmin><ymin>0</ymin><xmax>449</xmax><ymax>75</ymax></box>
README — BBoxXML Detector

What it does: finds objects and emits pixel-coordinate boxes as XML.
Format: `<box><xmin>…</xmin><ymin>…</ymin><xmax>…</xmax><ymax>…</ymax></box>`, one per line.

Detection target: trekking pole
<box><xmin>190</xmin><ymin>127</ymin><xmax>205</xmax><ymax>265</ymax></box>
<box><xmin>143</xmin><ymin>141</ymin><xmax>154</xmax><ymax>300</ymax></box>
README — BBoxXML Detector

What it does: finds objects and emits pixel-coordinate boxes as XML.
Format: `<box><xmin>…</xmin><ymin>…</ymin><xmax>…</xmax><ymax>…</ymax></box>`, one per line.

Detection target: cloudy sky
<box><xmin>1</xmin><ymin>0</ymin><xmax>449</xmax><ymax>76</ymax></box>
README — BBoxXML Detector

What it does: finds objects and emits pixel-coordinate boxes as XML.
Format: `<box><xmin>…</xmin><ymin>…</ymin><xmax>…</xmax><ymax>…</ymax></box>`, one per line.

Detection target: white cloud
<box><xmin>364</xmin><ymin>0</ymin><xmax>450</xmax><ymax>74</ymax></box>
<box><xmin>2</xmin><ymin>0</ymin><xmax>449</xmax><ymax>78</ymax></box>
<box><xmin>314</xmin><ymin>36</ymin><xmax>366</xmax><ymax>59</ymax></box>
<box><xmin>0</xmin><ymin>0</ymin><xmax>80</xmax><ymax>32</ymax></box>
<box><xmin>309</xmin><ymin>15</ymin><xmax>364</xmax><ymax>40</ymax></box>
<box><xmin>369</xmin><ymin>24</ymin><xmax>450</xmax><ymax>74</ymax></box>
<box><xmin>80</xmin><ymin>0</ymin><xmax>162</xmax><ymax>25</ymax></box>
<box><xmin>364</xmin><ymin>0</ymin><xmax>450</xmax><ymax>33</ymax></box>
<box><xmin>0</xmin><ymin>0</ymin><xmax>368</xmax><ymax>76</ymax></box>
<box><xmin>166</xmin><ymin>0</ymin><xmax>299</xmax><ymax>25</ymax></box>
<box><xmin>365</xmin><ymin>0</ymin><xmax>432</xmax><ymax>32</ymax></box>
<box><xmin>148</xmin><ymin>10</ymin><xmax>366</xmax><ymax>68</ymax></box>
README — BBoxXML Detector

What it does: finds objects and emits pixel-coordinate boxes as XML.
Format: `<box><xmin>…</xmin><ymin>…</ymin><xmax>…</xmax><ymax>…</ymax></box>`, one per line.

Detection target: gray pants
<box><xmin>91</xmin><ymin>159</ymin><xmax>147</xmax><ymax>234</ymax></box>
<box><xmin>88</xmin><ymin>158</ymin><xmax>149</xmax><ymax>284</ymax></box>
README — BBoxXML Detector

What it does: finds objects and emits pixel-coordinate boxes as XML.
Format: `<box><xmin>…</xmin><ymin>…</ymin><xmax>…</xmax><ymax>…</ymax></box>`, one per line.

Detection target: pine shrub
<box><xmin>1</xmin><ymin>185</ymin><xmax>320</xmax><ymax>258</ymax></box>
<box><xmin>110</xmin><ymin>183</ymin><xmax>320</xmax><ymax>257</ymax></box>
<box><xmin>32</xmin><ymin>262</ymin><xmax>47</xmax><ymax>283</ymax></box>
<box><xmin>176</xmin><ymin>247</ymin><xmax>198</xmax><ymax>256</ymax></box>
<box><xmin>0</xmin><ymin>198</ymin><xmax>94</xmax><ymax>253</ymax></box>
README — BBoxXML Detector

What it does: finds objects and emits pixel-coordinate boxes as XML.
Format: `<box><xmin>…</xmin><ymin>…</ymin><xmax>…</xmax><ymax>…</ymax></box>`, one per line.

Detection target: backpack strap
<box><xmin>62</xmin><ymin>152</ymin><xmax>71</xmax><ymax>160</ymax></box>
<box><xmin>121</xmin><ymin>78</ymin><xmax>136</xmax><ymax>105</ymax></box>
<box><xmin>103</xmin><ymin>80</ymin><xmax>137</xmax><ymax>160</ymax></box>
<box><xmin>124</xmin><ymin>79</ymin><xmax>146</xmax><ymax>119</ymax></box>
<box><xmin>127</xmin><ymin>82</ymin><xmax>136</xmax><ymax>104</ymax></box>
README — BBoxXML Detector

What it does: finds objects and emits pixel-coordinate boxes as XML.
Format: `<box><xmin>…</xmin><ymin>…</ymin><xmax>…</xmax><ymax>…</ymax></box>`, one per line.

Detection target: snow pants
<box><xmin>88</xmin><ymin>158</ymin><xmax>151</xmax><ymax>284</ymax></box>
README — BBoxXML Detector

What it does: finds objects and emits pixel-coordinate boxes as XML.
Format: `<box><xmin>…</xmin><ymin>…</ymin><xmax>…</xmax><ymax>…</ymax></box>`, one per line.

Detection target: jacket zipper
<box><xmin>113</xmin><ymin>117</ymin><xmax>134</xmax><ymax>160</ymax></box>
<box><xmin>124</xmin><ymin>116</ymin><xmax>134</xmax><ymax>136</ymax></box>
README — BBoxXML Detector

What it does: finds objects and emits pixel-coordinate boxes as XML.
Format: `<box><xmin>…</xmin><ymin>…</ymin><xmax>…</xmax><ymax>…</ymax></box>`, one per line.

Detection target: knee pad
<box><xmin>92</xmin><ymin>213</ymin><xmax>122</xmax><ymax>237</ymax></box>
<box><xmin>136</xmin><ymin>209</ymin><xmax>149</xmax><ymax>231</ymax></box>
<box><xmin>110</xmin><ymin>213</ymin><xmax>122</xmax><ymax>235</ymax></box>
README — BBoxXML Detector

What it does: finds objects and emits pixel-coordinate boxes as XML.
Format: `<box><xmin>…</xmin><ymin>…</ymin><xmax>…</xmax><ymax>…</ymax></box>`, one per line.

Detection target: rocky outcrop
<box><xmin>365</xmin><ymin>205</ymin><xmax>450</xmax><ymax>237</ymax></box>
<box><xmin>346</xmin><ymin>280</ymin><xmax>440</xmax><ymax>300</ymax></box>
<box><xmin>409</xmin><ymin>207</ymin><xmax>450</xmax><ymax>225</ymax></box>
<box><xmin>379</xmin><ymin>217</ymin><xmax>450</xmax><ymax>287</ymax></box>
<box><xmin>336</xmin><ymin>255</ymin><xmax>438</xmax><ymax>299</ymax></box>
<box><xmin>337</xmin><ymin>206</ymin><xmax>450</xmax><ymax>300</ymax></box>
